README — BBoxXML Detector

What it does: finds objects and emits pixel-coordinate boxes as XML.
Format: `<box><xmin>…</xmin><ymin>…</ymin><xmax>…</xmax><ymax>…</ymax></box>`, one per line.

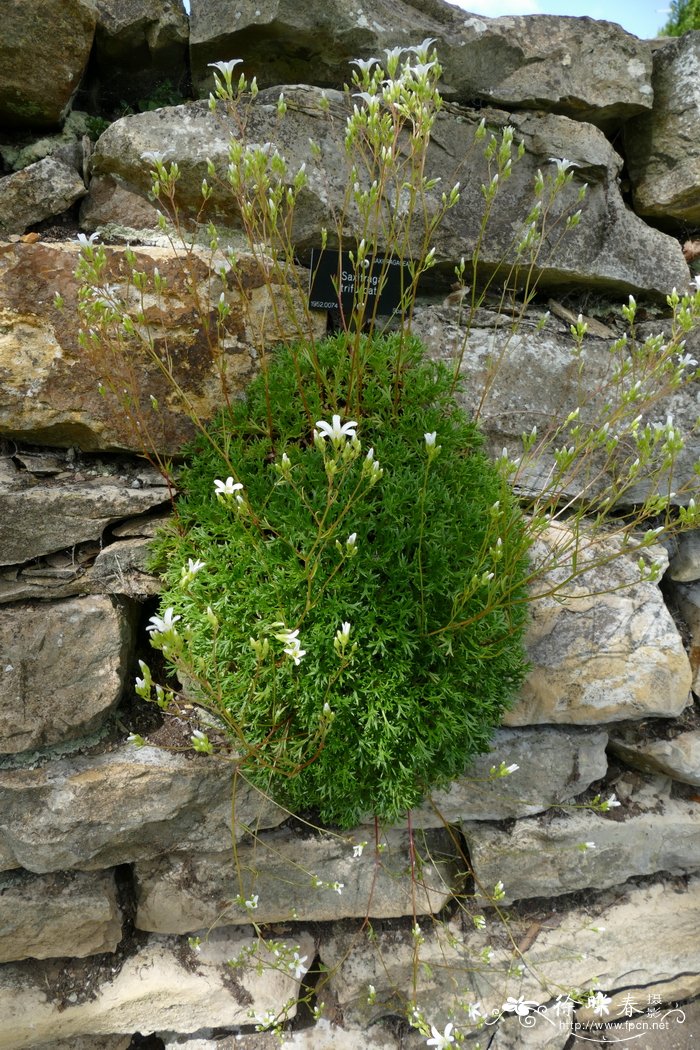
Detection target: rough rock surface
<box><xmin>625</xmin><ymin>32</ymin><xmax>700</xmax><ymax>226</ymax></box>
<box><xmin>321</xmin><ymin>875</ymin><xmax>700</xmax><ymax>1027</ymax></box>
<box><xmin>189</xmin><ymin>1</ymin><xmax>653</xmax><ymax>128</ymax></box>
<box><xmin>0</xmin><ymin>0</ymin><xmax>96</xmax><ymax>129</ymax></box>
<box><xmin>413</xmin><ymin>303</ymin><xmax>700</xmax><ymax>500</ymax></box>
<box><xmin>0</xmin><ymin>596</ymin><xmax>134</xmax><ymax>754</ymax></box>
<box><xmin>667</xmin><ymin>530</ymin><xmax>700</xmax><ymax>582</ymax></box>
<box><xmin>463</xmin><ymin>774</ymin><xmax>700</xmax><ymax>903</ymax></box>
<box><xmin>0</xmin><ymin>240</ymin><xmax>322</xmax><ymax>454</ymax></box>
<box><xmin>0</xmin><ymin>745</ymin><xmax>285</xmax><ymax>873</ymax></box>
<box><xmin>135</xmin><ymin>828</ymin><xmax>457</xmax><ymax>933</ymax></box>
<box><xmin>0</xmin><ymin>458</ymin><xmax>169</xmax><ymax>565</ymax></box>
<box><xmin>0</xmin><ymin>156</ymin><xmax>86</xmax><ymax>235</ymax></box>
<box><xmin>164</xmin><ymin>1023</ymin><xmax>402</xmax><ymax>1049</ymax></box>
<box><xmin>410</xmin><ymin>727</ymin><xmax>608</xmax><ymax>823</ymax></box>
<box><xmin>507</xmin><ymin>524</ymin><xmax>692</xmax><ymax>726</ymax></box>
<box><xmin>0</xmin><ymin>869</ymin><xmax>122</xmax><ymax>962</ymax></box>
<box><xmin>90</xmin><ymin>92</ymin><xmax>690</xmax><ymax>298</ymax></box>
<box><xmin>609</xmin><ymin>725</ymin><xmax>700</xmax><ymax>786</ymax></box>
<box><xmin>0</xmin><ymin>927</ymin><xmax>313</xmax><ymax>1050</ymax></box>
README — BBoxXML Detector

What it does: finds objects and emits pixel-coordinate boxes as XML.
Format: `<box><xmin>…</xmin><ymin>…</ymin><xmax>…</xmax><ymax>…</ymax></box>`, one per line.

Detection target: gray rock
<box><xmin>413</xmin><ymin>303</ymin><xmax>700</xmax><ymax>503</ymax></box>
<box><xmin>0</xmin><ymin>745</ymin><xmax>286</xmax><ymax>873</ymax></box>
<box><xmin>625</xmin><ymin>32</ymin><xmax>700</xmax><ymax>226</ymax></box>
<box><xmin>0</xmin><ymin>471</ymin><xmax>169</xmax><ymax>566</ymax></box>
<box><xmin>321</xmin><ymin>875</ymin><xmax>700</xmax><ymax>1029</ymax></box>
<box><xmin>670</xmin><ymin>580</ymin><xmax>700</xmax><ymax>694</ymax></box>
<box><xmin>0</xmin><ymin>596</ymin><xmax>134</xmax><ymax>755</ymax></box>
<box><xmin>0</xmin><ymin>869</ymin><xmax>122</xmax><ymax>962</ymax></box>
<box><xmin>506</xmin><ymin>524</ymin><xmax>692</xmax><ymax>726</ymax></box>
<box><xmin>0</xmin><ymin>111</ymin><xmax>91</xmax><ymax>173</ymax></box>
<box><xmin>668</xmin><ymin>532</ymin><xmax>700</xmax><ymax>582</ymax></box>
<box><xmin>135</xmin><ymin>827</ymin><xmax>458</xmax><ymax>934</ymax></box>
<box><xmin>91</xmin><ymin>92</ymin><xmax>689</xmax><ymax>298</ymax></box>
<box><xmin>463</xmin><ymin>775</ymin><xmax>700</xmax><ymax>904</ymax></box>
<box><xmin>0</xmin><ymin>0</ymin><xmax>95</xmax><ymax>130</ymax></box>
<box><xmin>609</xmin><ymin>725</ymin><xmax>700</xmax><ymax>787</ymax></box>
<box><xmin>189</xmin><ymin>1</ymin><xmax>653</xmax><ymax>128</ymax></box>
<box><xmin>0</xmin><ymin>156</ymin><xmax>86</xmax><ymax>236</ymax></box>
<box><xmin>410</xmin><ymin>727</ymin><xmax>609</xmax><ymax>823</ymax></box>
<box><xmin>0</xmin><ymin>927</ymin><xmax>313</xmax><ymax>1050</ymax></box>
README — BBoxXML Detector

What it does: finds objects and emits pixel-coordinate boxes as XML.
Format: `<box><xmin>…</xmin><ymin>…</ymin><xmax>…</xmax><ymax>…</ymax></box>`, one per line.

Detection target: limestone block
<box><xmin>0</xmin><ymin>241</ymin><xmax>322</xmax><ymax>455</ymax></box>
<box><xmin>321</xmin><ymin>875</ymin><xmax>700</xmax><ymax>1029</ymax></box>
<box><xmin>0</xmin><ymin>927</ymin><xmax>313</xmax><ymax>1050</ymax></box>
<box><xmin>0</xmin><ymin>459</ymin><xmax>169</xmax><ymax>566</ymax></box>
<box><xmin>0</xmin><ymin>596</ymin><xmax>134</xmax><ymax>754</ymax></box>
<box><xmin>189</xmin><ymin>1</ymin><xmax>653</xmax><ymax>128</ymax></box>
<box><xmin>0</xmin><ymin>0</ymin><xmax>96</xmax><ymax>130</ymax></box>
<box><xmin>670</xmin><ymin>580</ymin><xmax>700</xmax><ymax>694</ymax></box>
<box><xmin>90</xmin><ymin>91</ymin><xmax>689</xmax><ymax>299</ymax></box>
<box><xmin>504</xmin><ymin>524</ymin><xmax>692</xmax><ymax>726</ymax></box>
<box><xmin>0</xmin><ymin>869</ymin><xmax>121</xmax><ymax>962</ymax></box>
<box><xmin>0</xmin><ymin>156</ymin><xmax>86</xmax><ymax>236</ymax></box>
<box><xmin>0</xmin><ymin>745</ymin><xmax>286</xmax><ymax>873</ymax></box>
<box><xmin>0</xmin><ymin>110</ymin><xmax>91</xmax><ymax>173</ymax></box>
<box><xmin>667</xmin><ymin>531</ymin><xmax>700</xmax><ymax>582</ymax></box>
<box><xmin>408</xmin><ymin>727</ymin><xmax>608</xmax><ymax>824</ymax></box>
<box><xmin>412</xmin><ymin>303</ymin><xmax>700</xmax><ymax>502</ymax></box>
<box><xmin>135</xmin><ymin>828</ymin><xmax>458</xmax><ymax>934</ymax></box>
<box><xmin>625</xmin><ymin>33</ymin><xmax>700</xmax><ymax>225</ymax></box>
<box><xmin>165</xmin><ymin>1021</ymin><xmax>402</xmax><ymax>1048</ymax></box>
<box><xmin>463</xmin><ymin>775</ymin><xmax>700</xmax><ymax>904</ymax></box>
<box><xmin>79</xmin><ymin>173</ymin><xmax>161</xmax><ymax>234</ymax></box>
<box><xmin>609</xmin><ymin>725</ymin><xmax>700</xmax><ymax>787</ymax></box>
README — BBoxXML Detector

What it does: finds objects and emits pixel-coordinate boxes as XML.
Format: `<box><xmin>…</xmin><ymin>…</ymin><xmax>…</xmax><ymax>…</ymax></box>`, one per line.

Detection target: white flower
<box><xmin>181</xmin><ymin>557</ymin><xmax>206</xmax><ymax>582</ymax></box>
<box><xmin>585</xmin><ymin>841</ymin><xmax>596</xmax><ymax>849</ymax></box>
<box><xmin>678</xmin><ymin>352</ymin><xmax>698</xmax><ymax>369</ymax></box>
<box><xmin>426</xmin><ymin>1022</ymin><xmax>455</xmax><ymax>1048</ymax></box>
<box><xmin>147</xmin><ymin>607</ymin><xmax>181</xmax><ymax>635</ymax></box>
<box><xmin>214</xmin><ymin>476</ymin><xmax>244</xmax><ymax>497</ymax></box>
<box><xmin>605</xmin><ymin>793</ymin><xmax>621</xmax><ymax>809</ymax></box>
<box><xmin>284</xmin><ymin>641</ymin><xmax>306</xmax><ymax>665</ymax></box>
<box><xmin>350</xmin><ymin>56</ymin><xmax>380</xmax><ymax>75</ymax></box>
<box><xmin>76</xmin><ymin>232</ymin><xmax>99</xmax><ymax>246</ymax></box>
<box><xmin>315</xmin><ymin>414</ymin><xmax>358</xmax><ymax>443</ymax></box>
<box><xmin>289</xmin><ymin>951</ymin><xmax>308</xmax><ymax>980</ymax></box>
<box><xmin>332</xmin><ymin>881</ymin><xmax>344</xmax><ymax>894</ymax></box>
<box><xmin>208</xmin><ymin>59</ymin><xmax>243</xmax><ymax>77</ymax></box>
<box><xmin>504</xmin><ymin>763</ymin><xmax>519</xmax><ymax>775</ymax></box>
<box><xmin>424</xmin><ymin>431</ymin><xmax>437</xmax><ymax>447</ymax></box>
<box><xmin>693</xmin><ymin>275</ymin><xmax>700</xmax><ymax>291</ymax></box>
<box><xmin>346</xmin><ymin>533</ymin><xmax>357</xmax><ymax>550</ymax></box>
<box><xmin>548</xmin><ymin>157</ymin><xmax>578</xmax><ymax>173</ymax></box>
<box><xmin>141</xmin><ymin>150</ymin><xmax>167</xmax><ymax>165</ymax></box>
<box><xmin>467</xmin><ymin>1002</ymin><xmax>483</xmax><ymax>1022</ymax></box>
<box><xmin>588</xmin><ymin>991</ymin><xmax>612</xmax><ymax>1017</ymax></box>
<box><xmin>353</xmin><ymin>841</ymin><xmax>366</xmax><ymax>858</ymax></box>
<box><xmin>244</xmin><ymin>894</ymin><xmax>259</xmax><ymax>910</ymax></box>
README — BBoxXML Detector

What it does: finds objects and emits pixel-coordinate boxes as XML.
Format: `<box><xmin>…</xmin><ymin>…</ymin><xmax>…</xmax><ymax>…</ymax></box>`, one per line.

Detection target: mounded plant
<box><xmin>146</xmin><ymin>332</ymin><xmax>531</xmax><ymax>827</ymax></box>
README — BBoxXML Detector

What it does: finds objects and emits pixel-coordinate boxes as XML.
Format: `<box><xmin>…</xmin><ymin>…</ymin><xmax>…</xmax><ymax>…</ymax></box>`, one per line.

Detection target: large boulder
<box><xmin>90</xmin><ymin>90</ymin><xmax>689</xmax><ymax>298</ymax></box>
<box><xmin>0</xmin><ymin>0</ymin><xmax>96</xmax><ymax>130</ymax></box>
<box><xmin>189</xmin><ymin>1</ymin><xmax>653</xmax><ymax>129</ymax></box>
<box><xmin>625</xmin><ymin>32</ymin><xmax>700</xmax><ymax>227</ymax></box>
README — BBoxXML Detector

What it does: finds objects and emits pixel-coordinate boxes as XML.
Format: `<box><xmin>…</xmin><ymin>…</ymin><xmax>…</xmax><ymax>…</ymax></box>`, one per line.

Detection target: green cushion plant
<box><xmin>147</xmin><ymin>332</ymin><xmax>531</xmax><ymax>827</ymax></box>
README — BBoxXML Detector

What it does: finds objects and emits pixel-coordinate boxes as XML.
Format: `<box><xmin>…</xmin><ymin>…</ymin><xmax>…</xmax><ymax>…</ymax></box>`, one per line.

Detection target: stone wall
<box><xmin>1</xmin><ymin>4</ymin><xmax>700</xmax><ymax>1048</ymax></box>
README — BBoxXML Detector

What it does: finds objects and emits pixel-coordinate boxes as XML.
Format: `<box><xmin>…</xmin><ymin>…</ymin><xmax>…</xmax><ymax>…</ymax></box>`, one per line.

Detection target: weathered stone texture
<box><xmin>0</xmin><ymin>868</ymin><xmax>122</xmax><ymax>962</ymax></box>
<box><xmin>0</xmin><ymin>745</ymin><xmax>285</xmax><ymax>873</ymax></box>
<box><xmin>625</xmin><ymin>32</ymin><xmax>700</xmax><ymax>225</ymax></box>
<box><xmin>609</xmin><ymin>725</ymin><xmax>700</xmax><ymax>786</ymax></box>
<box><xmin>135</xmin><ymin>828</ymin><xmax>457</xmax><ymax>933</ymax></box>
<box><xmin>463</xmin><ymin>775</ymin><xmax>700</xmax><ymax>904</ymax></box>
<box><xmin>0</xmin><ymin>927</ymin><xmax>313</xmax><ymax>1049</ymax></box>
<box><xmin>0</xmin><ymin>157</ymin><xmax>86</xmax><ymax>236</ymax></box>
<box><xmin>0</xmin><ymin>241</ymin><xmax>322</xmax><ymax>454</ymax></box>
<box><xmin>189</xmin><ymin>2</ymin><xmax>653</xmax><ymax>127</ymax></box>
<box><xmin>0</xmin><ymin>0</ymin><xmax>96</xmax><ymax>130</ymax></box>
<box><xmin>0</xmin><ymin>596</ymin><xmax>134</xmax><ymax>754</ymax></box>
<box><xmin>90</xmin><ymin>91</ymin><xmax>689</xmax><ymax>299</ymax></box>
